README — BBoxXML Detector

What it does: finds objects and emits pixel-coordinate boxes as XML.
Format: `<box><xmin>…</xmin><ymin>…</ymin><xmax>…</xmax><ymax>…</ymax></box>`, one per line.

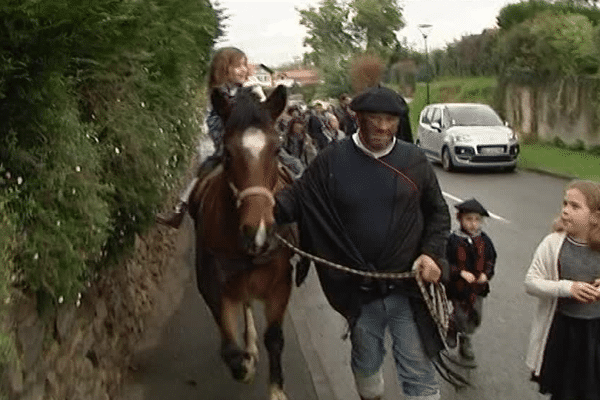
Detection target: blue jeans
<box><xmin>350</xmin><ymin>293</ymin><xmax>440</xmax><ymax>399</ymax></box>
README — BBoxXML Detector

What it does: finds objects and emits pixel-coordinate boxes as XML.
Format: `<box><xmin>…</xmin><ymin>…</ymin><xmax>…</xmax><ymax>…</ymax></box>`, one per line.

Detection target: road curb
<box><xmin>519</xmin><ymin>165</ymin><xmax>576</xmax><ymax>180</ymax></box>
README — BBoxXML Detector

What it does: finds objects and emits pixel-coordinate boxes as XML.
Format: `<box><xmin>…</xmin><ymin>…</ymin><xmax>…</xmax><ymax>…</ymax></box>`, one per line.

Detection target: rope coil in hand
<box><xmin>275</xmin><ymin>233</ymin><xmax>453</xmax><ymax>348</ymax></box>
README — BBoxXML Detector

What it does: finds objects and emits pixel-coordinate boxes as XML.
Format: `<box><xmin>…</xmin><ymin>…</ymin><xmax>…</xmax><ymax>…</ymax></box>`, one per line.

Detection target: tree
<box><xmin>298</xmin><ymin>0</ymin><xmax>405</xmax><ymax>67</ymax></box>
<box><xmin>497</xmin><ymin>11</ymin><xmax>598</xmax><ymax>77</ymax></box>
<box><xmin>350</xmin><ymin>0</ymin><xmax>404</xmax><ymax>59</ymax></box>
<box><xmin>298</xmin><ymin>0</ymin><xmax>354</xmax><ymax>67</ymax></box>
<box><xmin>297</xmin><ymin>0</ymin><xmax>406</xmax><ymax>96</ymax></box>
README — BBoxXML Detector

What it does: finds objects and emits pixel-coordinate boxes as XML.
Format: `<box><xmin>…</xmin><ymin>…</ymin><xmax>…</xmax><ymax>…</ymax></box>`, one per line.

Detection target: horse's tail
<box><xmin>349</xmin><ymin>52</ymin><xmax>385</xmax><ymax>95</ymax></box>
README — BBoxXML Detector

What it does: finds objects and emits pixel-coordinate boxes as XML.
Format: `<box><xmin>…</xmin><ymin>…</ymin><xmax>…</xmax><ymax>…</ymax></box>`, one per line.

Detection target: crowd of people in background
<box><xmin>275</xmin><ymin>93</ymin><xmax>359</xmax><ymax>172</ymax></box>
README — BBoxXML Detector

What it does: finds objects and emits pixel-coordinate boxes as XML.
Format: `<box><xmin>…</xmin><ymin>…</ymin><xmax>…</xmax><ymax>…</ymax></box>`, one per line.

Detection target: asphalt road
<box><xmin>120</xmin><ymin>140</ymin><xmax>570</xmax><ymax>399</ymax></box>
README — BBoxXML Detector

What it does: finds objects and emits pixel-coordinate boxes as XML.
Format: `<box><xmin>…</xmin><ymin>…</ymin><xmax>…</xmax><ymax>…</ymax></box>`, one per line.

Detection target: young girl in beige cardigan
<box><xmin>525</xmin><ymin>180</ymin><xmax>600</xmax><ymax>400</ymax></box>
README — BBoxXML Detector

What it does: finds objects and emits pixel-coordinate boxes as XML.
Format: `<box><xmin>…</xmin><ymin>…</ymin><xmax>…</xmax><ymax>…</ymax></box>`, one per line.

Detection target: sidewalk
<box><xmin>118</xmin><ymin>220</ymin><xmax>320</xmax><ymax>400</ymax></box>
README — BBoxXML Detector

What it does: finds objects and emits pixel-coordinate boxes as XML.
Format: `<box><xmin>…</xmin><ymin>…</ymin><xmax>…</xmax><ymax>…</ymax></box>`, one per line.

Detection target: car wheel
<box><xmin>442</xmin><ymin>148</ymin><xmax>454</xmax><ymax>172</ymax></box>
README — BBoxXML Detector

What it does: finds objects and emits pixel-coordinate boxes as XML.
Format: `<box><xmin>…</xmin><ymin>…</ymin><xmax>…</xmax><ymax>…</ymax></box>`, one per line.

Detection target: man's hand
<box><xmin>460</xmin><ymin>270</ymin><xmax>476</xmax><ymax>284</ymax></box>
<box><xmin>414</xmin><ymin>254</ymin><xmax>441</xmax><ymax>283</ymax></box>
<box><xmin>477</xmin><ymin>273</ymin><xmax>488</xmax><ymax>284</ymax></box>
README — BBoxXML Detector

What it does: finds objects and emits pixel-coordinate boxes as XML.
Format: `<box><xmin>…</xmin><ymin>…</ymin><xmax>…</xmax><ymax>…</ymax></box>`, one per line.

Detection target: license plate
<box><xmin>480</xmin><ymin>147</ymin><xmax>504</xmax><ymax>155</ymax></box>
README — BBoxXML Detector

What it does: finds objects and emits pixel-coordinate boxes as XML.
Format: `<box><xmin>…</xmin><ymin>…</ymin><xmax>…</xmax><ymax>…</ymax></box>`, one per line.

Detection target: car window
<box><xmin>425</xmin><ymin>107</ymin><xmax>435</xmax><ymax>124</ymax></box>
<box><xmin>431</xmin><ymin>108</ymin><xmax>441</xmax><ymax>125</ymax></box>
<box><xmin>447</xmin><ymin>106</ymin><xmax>503</xmax><ymax>127</ymax></box>
<box><xmin>420</xmin><ymin>107</ymin><xmax>430</xmax><ymax>124</ymax></box>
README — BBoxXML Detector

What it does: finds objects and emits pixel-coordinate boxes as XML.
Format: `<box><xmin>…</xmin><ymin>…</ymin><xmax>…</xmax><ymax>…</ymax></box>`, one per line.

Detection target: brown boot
<box><xmin>155</xmin><ymin>202</ymin><xmax>187</xmax><ymax>229</ymax></box>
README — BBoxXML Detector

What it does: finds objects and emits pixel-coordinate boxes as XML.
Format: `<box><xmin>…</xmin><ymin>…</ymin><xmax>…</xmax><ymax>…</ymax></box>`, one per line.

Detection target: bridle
<box><xmin>229</xmin><ymin>182</ymin><xmax>276</xmax><ymax>209</ymax></box>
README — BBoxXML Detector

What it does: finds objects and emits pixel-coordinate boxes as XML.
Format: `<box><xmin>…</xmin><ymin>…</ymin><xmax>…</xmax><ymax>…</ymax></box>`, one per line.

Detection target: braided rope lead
<box><xmin>275</xmin><ymin>233</ymin><xmax>452</xmax><ymax>349</ymax></box>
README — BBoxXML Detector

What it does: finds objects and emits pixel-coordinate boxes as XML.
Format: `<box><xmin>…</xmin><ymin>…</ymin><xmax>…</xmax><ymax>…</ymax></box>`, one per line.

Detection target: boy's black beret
<box><xmin>350</xmin><ymin>86</ymin><xmax>408</xmax><ymax>116</ymax></box>
<box><xmin>455</xmin><ymin>198</ymin><xmax>489</xmax><ymax>217</ymax></box>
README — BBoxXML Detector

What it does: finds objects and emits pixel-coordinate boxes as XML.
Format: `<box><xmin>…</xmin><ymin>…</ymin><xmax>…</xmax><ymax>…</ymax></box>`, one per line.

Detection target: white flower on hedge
<box><xmin>17</xmin><ymin>177</ymin><xmax>22</xmax><ymax>185</ymax></box>
<box><xmin>159</xmin><ymin>128</ymin><xmax>164</xmax><ymax>134</ymax></box>
<box><xmin>5</xmin><ymin>171</ymin><xmax>11</xmax><ymax>179</ymax></box>
<box><xmin>57</xmin><ymin>221</ymin><xmax>61</xmax><ymax>227</ymax></box>
<box><xmin>72</xmin><ymin>188</ymin><xmax>76</xmax><ymax>195</ymax></box>
<box><xmin>4</xmin><ymin>297</ymin><xmax>10</xmax><ymax>305</ymax></box>
<box><xmin>58</xmin><ymin>296</ymin><xmax>64</xmax><ymax>304</ymax></box>
<box><xmin>33</xmin><ymin>253</ymin><xmax>39</xmax><ymax>260</ymax></box>
<box><xmin>115</xmin><ymin>147</ymin><xmax>120</xmax><ymax>154</ymax></box>
<box><xmin>141</xmin><ymin>102</ymin><xmax>146</xmax><ymax>108</ymax></box>
<box><xmin>75</xmin><ymin>166</ymin><xmax>81</xmax><ymax>172</ymax></box>
<box><xmin>76</xmin><ymin>299</ymin><xmax>81</xmax><ymax>307</ymax></box>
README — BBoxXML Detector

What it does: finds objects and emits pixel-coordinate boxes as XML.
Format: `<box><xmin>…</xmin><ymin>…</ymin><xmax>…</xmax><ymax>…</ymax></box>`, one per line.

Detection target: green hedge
<box><xmin>0</xmin><ymin>0</ymin><xmax>220</xmax><ymax>305</ymax></box>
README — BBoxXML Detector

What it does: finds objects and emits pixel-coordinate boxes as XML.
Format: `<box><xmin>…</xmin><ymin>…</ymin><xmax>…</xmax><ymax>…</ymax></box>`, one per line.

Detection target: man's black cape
<box><xmin>276</xmin><ymin>138</ymin><xmax>451</xmax><ymax>360</ymax></box>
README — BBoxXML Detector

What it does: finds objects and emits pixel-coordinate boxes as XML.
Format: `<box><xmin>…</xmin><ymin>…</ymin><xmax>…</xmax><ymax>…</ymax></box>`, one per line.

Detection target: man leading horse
<box><xmin>274</xmin><ymin>83</ymin><xmax>450</xmax><ymax>400</ymax></box>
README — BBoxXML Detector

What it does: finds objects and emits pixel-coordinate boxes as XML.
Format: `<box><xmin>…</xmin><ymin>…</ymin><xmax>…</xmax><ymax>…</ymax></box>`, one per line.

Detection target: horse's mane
<box><xmin>223</xmin><ymin>88</ymin><xmax>274</xmax><ymax>140</ymax></box>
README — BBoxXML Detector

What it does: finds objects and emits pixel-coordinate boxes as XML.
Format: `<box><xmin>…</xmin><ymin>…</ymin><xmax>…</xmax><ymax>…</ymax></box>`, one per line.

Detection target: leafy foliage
<box><xmin>297</xmin><ymin>0</ymin><xmax>407</xmax><ymax>97</ymax></box>
<box><xmin>497</xmin><ymin>0</ymin><xmax>600</xmax><ymax>31</ymax></box>
<box><xmin>0</xmin><ymin>0</ymin><xmax>220</xmax><ymax>304</ymax></box>
<box><xmin>497</xmin><ymin>11</ymin><xmax>598</xmax><ymax>77</ymax></box>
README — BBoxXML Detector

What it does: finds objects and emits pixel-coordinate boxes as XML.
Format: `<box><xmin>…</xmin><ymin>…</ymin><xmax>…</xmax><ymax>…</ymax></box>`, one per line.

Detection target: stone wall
<box><xmin>3</xmin><ymin>226</ymin><xmax>179</xmax><ymax>400</ymax></box>
<box><xmin>501</xmin><ymin>77</ymin><xmax>600</xmax><ymax>147</ymax></box>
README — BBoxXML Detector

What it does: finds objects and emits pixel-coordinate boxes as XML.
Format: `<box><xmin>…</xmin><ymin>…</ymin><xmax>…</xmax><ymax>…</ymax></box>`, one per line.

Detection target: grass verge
<box><xmin>518</xmin><ymin>143</ymin><xmax>600</xmax><ymax>181</ymax></box>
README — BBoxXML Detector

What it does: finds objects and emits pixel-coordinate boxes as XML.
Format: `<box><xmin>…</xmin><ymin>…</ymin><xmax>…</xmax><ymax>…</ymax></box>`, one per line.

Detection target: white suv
<box><xmin>416</xmin><ymin>103</ymin><xmax>519</xmax><ymax>172</ymax></box>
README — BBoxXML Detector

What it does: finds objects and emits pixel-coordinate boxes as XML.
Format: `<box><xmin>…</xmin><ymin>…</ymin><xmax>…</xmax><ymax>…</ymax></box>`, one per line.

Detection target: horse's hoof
<box><xmin>269</xmin><ymin>384</ymin><xmax>288</xmax><ymax>400</ymax></box>
<box><xmin>240</xmin><ymin>352</ymin><xmax>258</xmax><ymax>384</ymax></box>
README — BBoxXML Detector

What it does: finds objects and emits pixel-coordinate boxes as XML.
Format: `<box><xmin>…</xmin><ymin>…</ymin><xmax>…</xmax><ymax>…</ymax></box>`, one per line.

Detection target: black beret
<box><xmin>350</xmin><ymin>86</ymin><xmax>408</xmax><ymax>116</ymax></box>
<box><xmin>454</xmin><ymin>198</ymin><xmax>489</xmax><ymax>217</ymax></box>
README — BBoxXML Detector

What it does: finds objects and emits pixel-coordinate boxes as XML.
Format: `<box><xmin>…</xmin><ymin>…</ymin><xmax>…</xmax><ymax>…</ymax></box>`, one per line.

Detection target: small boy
<box><xmin>446</xmin><ymin>198</ymin><xmax>497</xmax><ymax>365</ymax></box>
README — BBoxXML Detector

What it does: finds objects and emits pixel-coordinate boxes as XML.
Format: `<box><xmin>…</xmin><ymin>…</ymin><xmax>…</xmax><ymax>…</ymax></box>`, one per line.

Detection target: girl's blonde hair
<box><xmin>208</xmin><ymin>47</ymin><xmax>247</xmax><ymax>90</ymax></box>
<box><xmin>558</xmin><ymin>180</ymin><xmax>600</xmax><ymax>250</ymax></box>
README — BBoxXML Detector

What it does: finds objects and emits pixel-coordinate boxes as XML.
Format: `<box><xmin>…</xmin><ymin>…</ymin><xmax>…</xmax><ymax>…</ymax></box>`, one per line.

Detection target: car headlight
<box><xmin>453</xmin><ymin>133</ymin><xmax>474</xmax><ymax>143</ymax></box>
<box><xmin>508</xmin><ymin>130</ymin><xmax>518</xmax><ymax>141</ymax></box>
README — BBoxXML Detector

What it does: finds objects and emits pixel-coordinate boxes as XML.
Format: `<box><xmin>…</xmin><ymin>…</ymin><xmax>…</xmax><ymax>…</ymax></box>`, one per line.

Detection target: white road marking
<box><xmin>242</xmin><ymin>128</ymin><xmax>267</xmax><ymax>160</ymax></box>
<box><xmin>442</xmin><ymin>191</ymin><xmax>511</xmax><ymax>223</ymax></box>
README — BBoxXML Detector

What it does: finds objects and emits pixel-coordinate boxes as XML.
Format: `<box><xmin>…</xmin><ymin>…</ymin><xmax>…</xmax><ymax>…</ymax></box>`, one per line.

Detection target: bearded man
<box><xmin>275</xmin><ymin>85</ymin><xmax>450</xmax><ymax>400</ymax></box>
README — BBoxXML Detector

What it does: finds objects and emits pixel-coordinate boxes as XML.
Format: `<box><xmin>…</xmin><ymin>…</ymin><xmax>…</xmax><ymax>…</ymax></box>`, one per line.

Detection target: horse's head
<box><xmin>212</xmin><ymin>85</ymin><xmax>287</xmax><ymax>256</ymax></box>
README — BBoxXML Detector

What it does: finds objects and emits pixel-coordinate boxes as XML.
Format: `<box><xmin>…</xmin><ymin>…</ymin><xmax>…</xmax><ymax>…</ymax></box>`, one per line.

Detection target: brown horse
<box><xmin>188</xmin><ymin>85</ymin><xmax>294</xmax><ymax>400</ymax></box>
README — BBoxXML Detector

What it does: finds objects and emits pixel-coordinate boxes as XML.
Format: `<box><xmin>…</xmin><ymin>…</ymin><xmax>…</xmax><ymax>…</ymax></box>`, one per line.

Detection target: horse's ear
<box><xmin>264</xmin><ymin>85</ymin><xmax>287</xmax><ymax>121</ymax></box>
<box><xmin>211</xmin><ymin>88</ymin><xmax>231</xmax><ymax>122</ymax></box>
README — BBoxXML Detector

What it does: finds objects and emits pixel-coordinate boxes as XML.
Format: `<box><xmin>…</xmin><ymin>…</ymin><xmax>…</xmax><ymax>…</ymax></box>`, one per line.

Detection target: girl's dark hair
<box><xmin>208</xmin><ymin>47</ymin><xmax>247</xmax><ymax>90</ymax></box>
<box><xmin>565</xmin><ymin>180</ymin><xmax>600</xmax><ymax>250</ymax></box>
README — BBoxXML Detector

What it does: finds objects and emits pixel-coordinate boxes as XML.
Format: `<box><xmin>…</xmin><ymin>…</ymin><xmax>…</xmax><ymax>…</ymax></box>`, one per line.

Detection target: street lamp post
<box><xmin>418</xmin><ymin>24</ymin><xmax>433</xmax><ymax>105</ymax></box>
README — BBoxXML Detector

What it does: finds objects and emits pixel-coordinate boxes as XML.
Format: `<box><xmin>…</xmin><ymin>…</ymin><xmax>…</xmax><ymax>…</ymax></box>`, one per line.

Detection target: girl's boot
<box><xmin>156</xmin><ymin>202</ymin><xmax>187</xmax><ymax>229</ymax></box>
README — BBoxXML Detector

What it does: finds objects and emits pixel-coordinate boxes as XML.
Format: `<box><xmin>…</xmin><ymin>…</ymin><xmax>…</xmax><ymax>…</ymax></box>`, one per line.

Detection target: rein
<box><xmin>275</xmin><ymin>233</ymin><xmax>452</xmax><ymax>348</ymax></box>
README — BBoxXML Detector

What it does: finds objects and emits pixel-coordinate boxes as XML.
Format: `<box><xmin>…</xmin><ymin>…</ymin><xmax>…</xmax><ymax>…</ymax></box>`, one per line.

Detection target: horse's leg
<box><xmin>263</xmin><ymin>270</ymin><xmax>292</xmax><ymax>400</ymax></box>
<box><xmin>219</xmin><ymin>296</ymin><xmax>253</xmax><ymax>383</ymax></box>
<box><xmin>242</xmin><ymin>303</ymin><xmax>259</xmax><ymax>383</ymax></box>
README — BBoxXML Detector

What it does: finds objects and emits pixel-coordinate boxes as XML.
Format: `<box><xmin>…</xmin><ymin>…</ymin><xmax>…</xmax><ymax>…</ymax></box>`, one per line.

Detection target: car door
<box><xmin>429</xmin><ymin>107</ymin><xmax>444</xmax><ymax>158</ymax></box>
<box><xmin>417</xmin><ymin>106</ymin><xmax>435</xmax><ymax>155</ymax></box>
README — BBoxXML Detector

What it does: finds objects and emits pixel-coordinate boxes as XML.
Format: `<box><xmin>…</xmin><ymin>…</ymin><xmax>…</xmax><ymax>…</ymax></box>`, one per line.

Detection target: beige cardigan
<box><xmin>524</xmin><ymin>232</ymin><xmax>573</xmax><ymax>376</ymax></box>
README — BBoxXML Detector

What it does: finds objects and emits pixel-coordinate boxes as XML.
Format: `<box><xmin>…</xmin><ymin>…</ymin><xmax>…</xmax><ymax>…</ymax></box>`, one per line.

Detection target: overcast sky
<box><xmin>215</xmin><ymin>0</ymin><xmax>521</xmax><ymax>67</ymax></box>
